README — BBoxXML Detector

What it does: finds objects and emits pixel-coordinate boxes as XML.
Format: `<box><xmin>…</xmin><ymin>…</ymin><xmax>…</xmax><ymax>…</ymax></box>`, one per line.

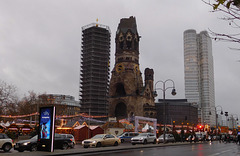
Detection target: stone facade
<box><xmin>108</xmin><ymin>16</ymin><xmax>156</xmax><ymax>119</ymax></box>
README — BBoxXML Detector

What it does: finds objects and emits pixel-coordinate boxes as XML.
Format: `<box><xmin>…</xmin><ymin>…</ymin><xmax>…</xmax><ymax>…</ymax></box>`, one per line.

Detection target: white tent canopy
<box><xmin>142</xmin><ymin>123</ymin><xmax>154</xmax><ymax>132</ymax></box>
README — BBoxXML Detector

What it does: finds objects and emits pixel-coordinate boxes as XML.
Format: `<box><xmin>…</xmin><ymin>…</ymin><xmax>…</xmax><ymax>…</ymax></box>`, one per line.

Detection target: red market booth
<box><xmin>56</xmin><ymin>121</ymin><xmax>81</xmax><ymax>134</ymax></box>
<box><xmin>7</xmin><ymin>123</ymin><xmax>19</xmax><ymax>133</ymax></box>
<box><xmin>20</xmin><ymin>124</ymin><xmax>33</xmax><ymax>135</ymax></box>
<box><xmin>0</xmin><ymin>125</ymin><xmax>6</xmax><ymax>133</ymax></box>
<box><xmin>73</xmin><ymin>125</ymin><xmax>90</xmax><ymax>142</ymax></box>
<box><xmin>89</xmin><ymin>126</ymin><xmax>104</xmax><ymax>138</ymax></box>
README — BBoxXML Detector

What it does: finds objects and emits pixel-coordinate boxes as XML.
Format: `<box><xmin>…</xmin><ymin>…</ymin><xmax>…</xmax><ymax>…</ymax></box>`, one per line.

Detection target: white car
<box><xmin>131</xmin><ymin>133</ymin><xmax>156</xmax><ymax>145</ymax></box>
<box><xmin>157</xmin><ymin>134</ymin><xmax>175</xmax><ymax>143</ymax></box>
<box><xmin>0</xmin><ymin>133</ymin><xmax>13</xmax><ymax>152</ymax></box>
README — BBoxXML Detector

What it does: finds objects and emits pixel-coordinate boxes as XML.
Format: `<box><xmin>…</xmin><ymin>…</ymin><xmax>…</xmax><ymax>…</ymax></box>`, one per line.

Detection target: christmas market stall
<box><xmin>19</xmin><ymin>124</ymin><xmax>33</xmax><ymax>135</ymax></box>
<box><xmin>0</xmin><ymin>124</ymin><xmax>6</xmax><ymax>133</ymax></box>
<box><xmin>73</xmin><ymin>125</ymin><xmax>90</xmax><ymax>142</ymax></box>
<box><xmin>55</xmin><ymin>120</ymin><xmax>80</xmax><ymax>134</ymax></box>
<box><xmin>89</xmin><ymin>126</ymin><xmax>104</xmax><ymax>137</ymax></box>
<box><xmin>102</xmin><ymin>120</ymin><xmax>124</xmax><ymax>136</ymax></box>
<box><xmin>7</xmin><ymin>123</ymin><xmax>19</xmax><ymax>133</ymax></box>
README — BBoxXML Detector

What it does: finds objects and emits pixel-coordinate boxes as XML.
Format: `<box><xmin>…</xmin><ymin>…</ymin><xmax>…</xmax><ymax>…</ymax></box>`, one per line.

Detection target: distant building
<box><xmin>184</xmin><ymin>29</ymin><xmax>216</xmax><ymax>127</ymax></box>
<box><xmin>38</xmin><ymin>94</ymin><xmax>80</xmax><ymax>115</ymax></box>
<box><xmin>155</xmin><ymin>99</ymin><xmax>198</xmax><ymax>126</ymax></box>
<box><xmin>79</xmin><ymin>23</ymin><xmax>111</xmax><ymax>117</ymax></box>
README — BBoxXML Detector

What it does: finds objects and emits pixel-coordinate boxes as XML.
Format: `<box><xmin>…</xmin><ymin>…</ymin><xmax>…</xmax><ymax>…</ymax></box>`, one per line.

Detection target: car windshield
<box><xmin>118</xmin><ymin>132</ymin><xmax>125</xmax><ymax>136</ymax></box>
<box><xmin>31</xmin><ymin>135</ymin><xmax>38</xmax><ymax>140</ymax></box>
<box><xmin>139</xmin><ymin>133</ymin><xmax>148</xmax><ymax>136</ymax></box>
<box><xmin>91</xmin><ymin>134</ymin><xmax>104</xmax><ymax>139</ymax></box>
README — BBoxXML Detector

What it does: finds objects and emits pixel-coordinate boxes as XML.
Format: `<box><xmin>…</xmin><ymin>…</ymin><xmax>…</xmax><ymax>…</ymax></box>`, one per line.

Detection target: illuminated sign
<box><xmin>38</xmin><ymin>106</ymin><xmax>55</xmax><ymax>152</ymax></box>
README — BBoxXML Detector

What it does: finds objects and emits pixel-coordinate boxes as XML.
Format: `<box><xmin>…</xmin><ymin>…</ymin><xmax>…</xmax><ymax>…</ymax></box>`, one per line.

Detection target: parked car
<box><xmin>14</xmin><ymin>135</ymin><xmax>38</xmax><ymax>152</ymax></box>
<box><xmin>196</xmin><ymin>134</ymin><xmax>203</xmax><ymax>141</ymax></box>
<box><xmin>0</xmin><ymin>133</ymin><xmax>13</xmax><ymax>152</ymax></box>
<box><xmin>212</xmin><ymin>135</ymin><xmax>220</xmax><ymax>141</ymax></box>
<box><xmin>118</xmin><ymin>132</ymin><xmax>139</xmax><ymax>143</ymax></box>
<box><xmin>57</xmin><ymin>134</ymin><xmax>75</xmax><ymax>148</ymax></box>
<box><xmin>157</xmin><ymin>134</ymin><xmax>175</xmax><ymax>143</ymax></box>
<box><xmin>14</xmin><ymin>133</ymin><xmax>74</xmax><ymax>152</ymax></box>
<box><xmin>131</xmin><ymin>133</ymin><xmax>156</xmax><ymax>145</ymax></box>
<box><xmin>82</xmin><ymin>134</ymin><xmax>121</xmax><ymax>148</ymax></box>
<box><xmin>186</xmin><ymin>135</ymin><xmax>198</xmax><ymax>142</ymax></box>
<box><xmin>52</xmin><ymin>133</ymin><xmax>74</xmax><ymax>150</ymax></box>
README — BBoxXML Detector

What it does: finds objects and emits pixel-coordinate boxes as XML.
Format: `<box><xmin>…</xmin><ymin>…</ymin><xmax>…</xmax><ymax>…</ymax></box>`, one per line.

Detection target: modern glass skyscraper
<box><xmin>80</xmin><ymin>23</ymin><xmax>111</xmax><ymax>117</ymax></box>
<box><xmin>184</xmin><ymin>29</ymin><xmax>216</xmax><ymax>127</ymax></box>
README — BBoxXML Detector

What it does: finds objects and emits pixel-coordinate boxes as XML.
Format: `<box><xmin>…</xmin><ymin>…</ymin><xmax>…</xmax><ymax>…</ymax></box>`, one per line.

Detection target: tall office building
<box><xmin>184</xmin><ymin>29</ymin><xmax>216</xmax><ymax>127</ymax></box>
<box><xmin>80</xmin><ymin>23</ymin><xmax>111</xmax><ymax>117</ymax></box>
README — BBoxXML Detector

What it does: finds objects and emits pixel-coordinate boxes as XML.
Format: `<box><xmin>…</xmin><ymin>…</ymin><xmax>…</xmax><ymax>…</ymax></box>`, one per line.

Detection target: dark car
<box><xmin>14</xmin><ymin>135</ymin><xmax>38</xmax><ymax>152</ymax></box>
<box><xmin>14</xmin><ymin>134</ymin><xmax>74</xmax><ymax>152</ymax></box>
<box><xmin>51</xmin><ymin>133</ymin><xmax>74</xmax><ymax>150</ymax></box>
<box><xmin>57</xmin><ymin>134</ymin><xmax>75</xmax><ymax>148</ymax></box>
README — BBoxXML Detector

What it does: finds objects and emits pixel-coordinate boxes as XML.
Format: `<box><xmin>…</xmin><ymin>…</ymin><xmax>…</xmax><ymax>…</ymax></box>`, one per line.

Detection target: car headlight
<box><xmin>23</xmin><ymin>142</ymin><xmax>30</xmax><ymax>145</ymax></box>
<box><xmin>92</xmin><ymin>141</ymin><xmax>96</xmax><ymax>143</ymax></box>
<box><xmin>82</xmin><ymin>141</ymin><xmax>84</xmax><ymax>144</ymax></box>
<box><xmin>157</xmin><ymin>139</ymin><xmax>159</xmax><ymax>142</ymax></box>
<box><xmin>139</xmin><ymin>138</ymin><xmax>143</xmax><ymax>141</ymax></box>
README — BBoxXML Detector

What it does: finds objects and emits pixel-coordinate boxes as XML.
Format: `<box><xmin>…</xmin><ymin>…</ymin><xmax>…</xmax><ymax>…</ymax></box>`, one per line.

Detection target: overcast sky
<box><xmin>0</xmin><ymin>0</ymin><xmax>239</xmax><ymax>118</ymax></box>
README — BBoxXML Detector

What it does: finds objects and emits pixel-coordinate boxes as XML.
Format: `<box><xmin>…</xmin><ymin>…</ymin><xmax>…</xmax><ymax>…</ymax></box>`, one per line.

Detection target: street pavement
<box><xmin>2</xmin><ymin>141</ymin><xmax>197</xmax><ymax>156</ymax></box>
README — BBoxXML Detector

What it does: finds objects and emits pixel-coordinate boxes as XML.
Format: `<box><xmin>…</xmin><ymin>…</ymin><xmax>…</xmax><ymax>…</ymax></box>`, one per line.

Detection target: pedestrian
<box><xmin>237</xmin><ymin>132</ymin><xmax>240</xmax><ymax>145</ymax></box>
<box><xmin>190</xmin><ymin>134</ymin><xmax>193</xmax><ymax>143</ymax></box>
<box><xmin>181</xmin><ymin>129</ymin><xmax>184</xmax><ymax>142</ymax></box>
<box><xmin>219</xmin><ymin>134</ymin><xmax>222</xmax><ymax>143</ymax></box>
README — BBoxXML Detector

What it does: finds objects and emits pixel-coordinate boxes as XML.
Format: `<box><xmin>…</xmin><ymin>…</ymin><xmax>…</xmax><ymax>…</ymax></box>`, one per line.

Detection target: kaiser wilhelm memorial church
<box><xmin>108</xmin><ymin>16</ymin><xmax>156</xmax><ymax>119</ymax></box>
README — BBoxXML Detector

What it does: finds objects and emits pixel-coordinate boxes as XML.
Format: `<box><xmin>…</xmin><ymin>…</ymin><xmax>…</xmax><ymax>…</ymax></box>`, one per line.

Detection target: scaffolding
<box><xmin>79</xmin><ymin>23</ymin><xmax>111</xmax><ymax>117</ymax></box>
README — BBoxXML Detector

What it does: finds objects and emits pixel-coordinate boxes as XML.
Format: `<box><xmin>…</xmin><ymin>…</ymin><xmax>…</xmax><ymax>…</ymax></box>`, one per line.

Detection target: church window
<box><xmin>119</xmin><ymin>41</ymin><xmax>124</xmax><ymax>49</ymax></box>
<box><xmin>126</xmin><ymin>40</ymin><xmax>132</xmax><ymax>49</ymax></box>
<box><xmin>134</xmin><ymin>39</ymin><xmax>138</xmax><ymax>50</ymax></box>
<box><xmin>115</xmin><ymin>83</ymin><xmax>126</xmax><ymax>96</ymax></box>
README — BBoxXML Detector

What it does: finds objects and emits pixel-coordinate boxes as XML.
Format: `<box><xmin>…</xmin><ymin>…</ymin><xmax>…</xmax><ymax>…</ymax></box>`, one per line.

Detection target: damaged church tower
<box><xmin>108</xmin><ymin>16</ymin><xmax>156</xmax><ymax>119</ymax></box>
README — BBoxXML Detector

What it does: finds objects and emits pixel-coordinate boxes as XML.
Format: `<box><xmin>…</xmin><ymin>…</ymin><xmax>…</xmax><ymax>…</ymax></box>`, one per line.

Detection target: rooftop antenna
<box><xmin>96</xmin><ymin>18</ymin><xmax>99</xmax><ymax>27</ymax></box>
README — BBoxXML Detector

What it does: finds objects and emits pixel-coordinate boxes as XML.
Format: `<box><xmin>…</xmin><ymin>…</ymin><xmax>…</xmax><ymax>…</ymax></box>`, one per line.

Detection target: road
<box><xmin>70</xmin><ymin>142</ymin><xmax>240</xmax><ymax>156</ymax></box>
<box><xmin>1</xmin><ymin>141</ymin><xmax>240</xmax><ymax>156</ymax></box>
<box><xmin>74</xmin><ymin>142</ymin><xmax>240</xmax><ymax>156</ymax></box>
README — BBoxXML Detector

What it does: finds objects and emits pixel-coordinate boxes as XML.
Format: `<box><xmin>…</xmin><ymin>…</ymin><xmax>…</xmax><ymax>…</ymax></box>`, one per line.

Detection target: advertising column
<box><xmin>37</xmin><ymin>106</ymin><xmax>56</xmax><ymax>152</ymax></box>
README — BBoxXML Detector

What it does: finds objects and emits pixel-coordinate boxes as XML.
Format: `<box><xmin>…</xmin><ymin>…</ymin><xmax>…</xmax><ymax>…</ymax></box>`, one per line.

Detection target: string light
<box><xmin>0</xmin><ymin>112</ymin><xmax>107</xmax><ymax>119</ymax></box>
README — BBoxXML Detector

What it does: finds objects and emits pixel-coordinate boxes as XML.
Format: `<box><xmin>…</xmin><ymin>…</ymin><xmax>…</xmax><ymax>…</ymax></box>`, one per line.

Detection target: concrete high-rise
<box><xmin>184</xmin><ymin>29</ymin><xmax>216</xmax><ymax>127</ymax></box>
<box><xmin>80</xmin><ymin>23</ymin><xmax>111</xmax><ymax>117</ymax></box>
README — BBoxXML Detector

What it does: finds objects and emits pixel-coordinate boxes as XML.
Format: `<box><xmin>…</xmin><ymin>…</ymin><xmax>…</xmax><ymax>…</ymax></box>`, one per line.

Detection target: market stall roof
<box><xmin>74</xmin><ymin>125</ymin><xmax>88</xmax><ymax>130</ymax></box>
<box><xmin>102</xmin><ymin>121</ymin><xmax>124</xmax><ymax>129</ymax></box>
<box><xmin>89</xmin><ymin>126</ymin><xmax>102</xmax><ymax>130</ymax></box>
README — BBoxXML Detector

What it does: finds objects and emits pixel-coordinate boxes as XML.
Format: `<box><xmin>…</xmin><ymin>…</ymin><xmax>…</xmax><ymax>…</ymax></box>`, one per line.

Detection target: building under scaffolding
<box><xmin>79</xmin><ymin>23</ymin><xmax>111</xmax><ymax>117</ymax></box>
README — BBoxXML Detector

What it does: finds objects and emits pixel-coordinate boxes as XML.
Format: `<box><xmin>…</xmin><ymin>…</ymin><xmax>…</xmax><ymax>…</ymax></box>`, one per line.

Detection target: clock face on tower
<box><xmin>116</xmin><ymin>63</ymin><xmax>124</xmax><ymax>73</ymax></box>
<box><xmin>119</xmin><ymin>33</ymin><xmax>124</xmax><ymax>42</ymax></box>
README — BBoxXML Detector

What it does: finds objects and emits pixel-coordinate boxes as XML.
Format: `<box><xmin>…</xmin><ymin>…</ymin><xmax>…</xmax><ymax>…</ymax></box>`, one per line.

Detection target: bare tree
<box><xmin>18</xmin><ymin>91</ymin><xmax>39</xmax><ymax>115</ymax></box>
<box><xmin>203</xmin><ymin>0</ymin><xmax>240</xmax><ymax>47</ymax></box>
<box><xmin>0</xmin><ymin>80</ymin><xmax>18</xmax><ymax>115</ymax></box>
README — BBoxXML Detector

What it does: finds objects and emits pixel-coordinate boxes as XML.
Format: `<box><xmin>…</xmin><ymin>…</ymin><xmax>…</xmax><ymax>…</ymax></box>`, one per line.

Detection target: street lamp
<box><xmin>228</xmin><ymin>114</ymin><xmax>238</xmax><ymax>129</ymax></box>
<box><xmin>209</xmin><ymin>105</ymin><xmax>223</xmax><ymax>134</ymax></box>
<box><xmin>154</xmin><ymin>79</ymin><xmax>176</xmax><ymax>143</ymax></box>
